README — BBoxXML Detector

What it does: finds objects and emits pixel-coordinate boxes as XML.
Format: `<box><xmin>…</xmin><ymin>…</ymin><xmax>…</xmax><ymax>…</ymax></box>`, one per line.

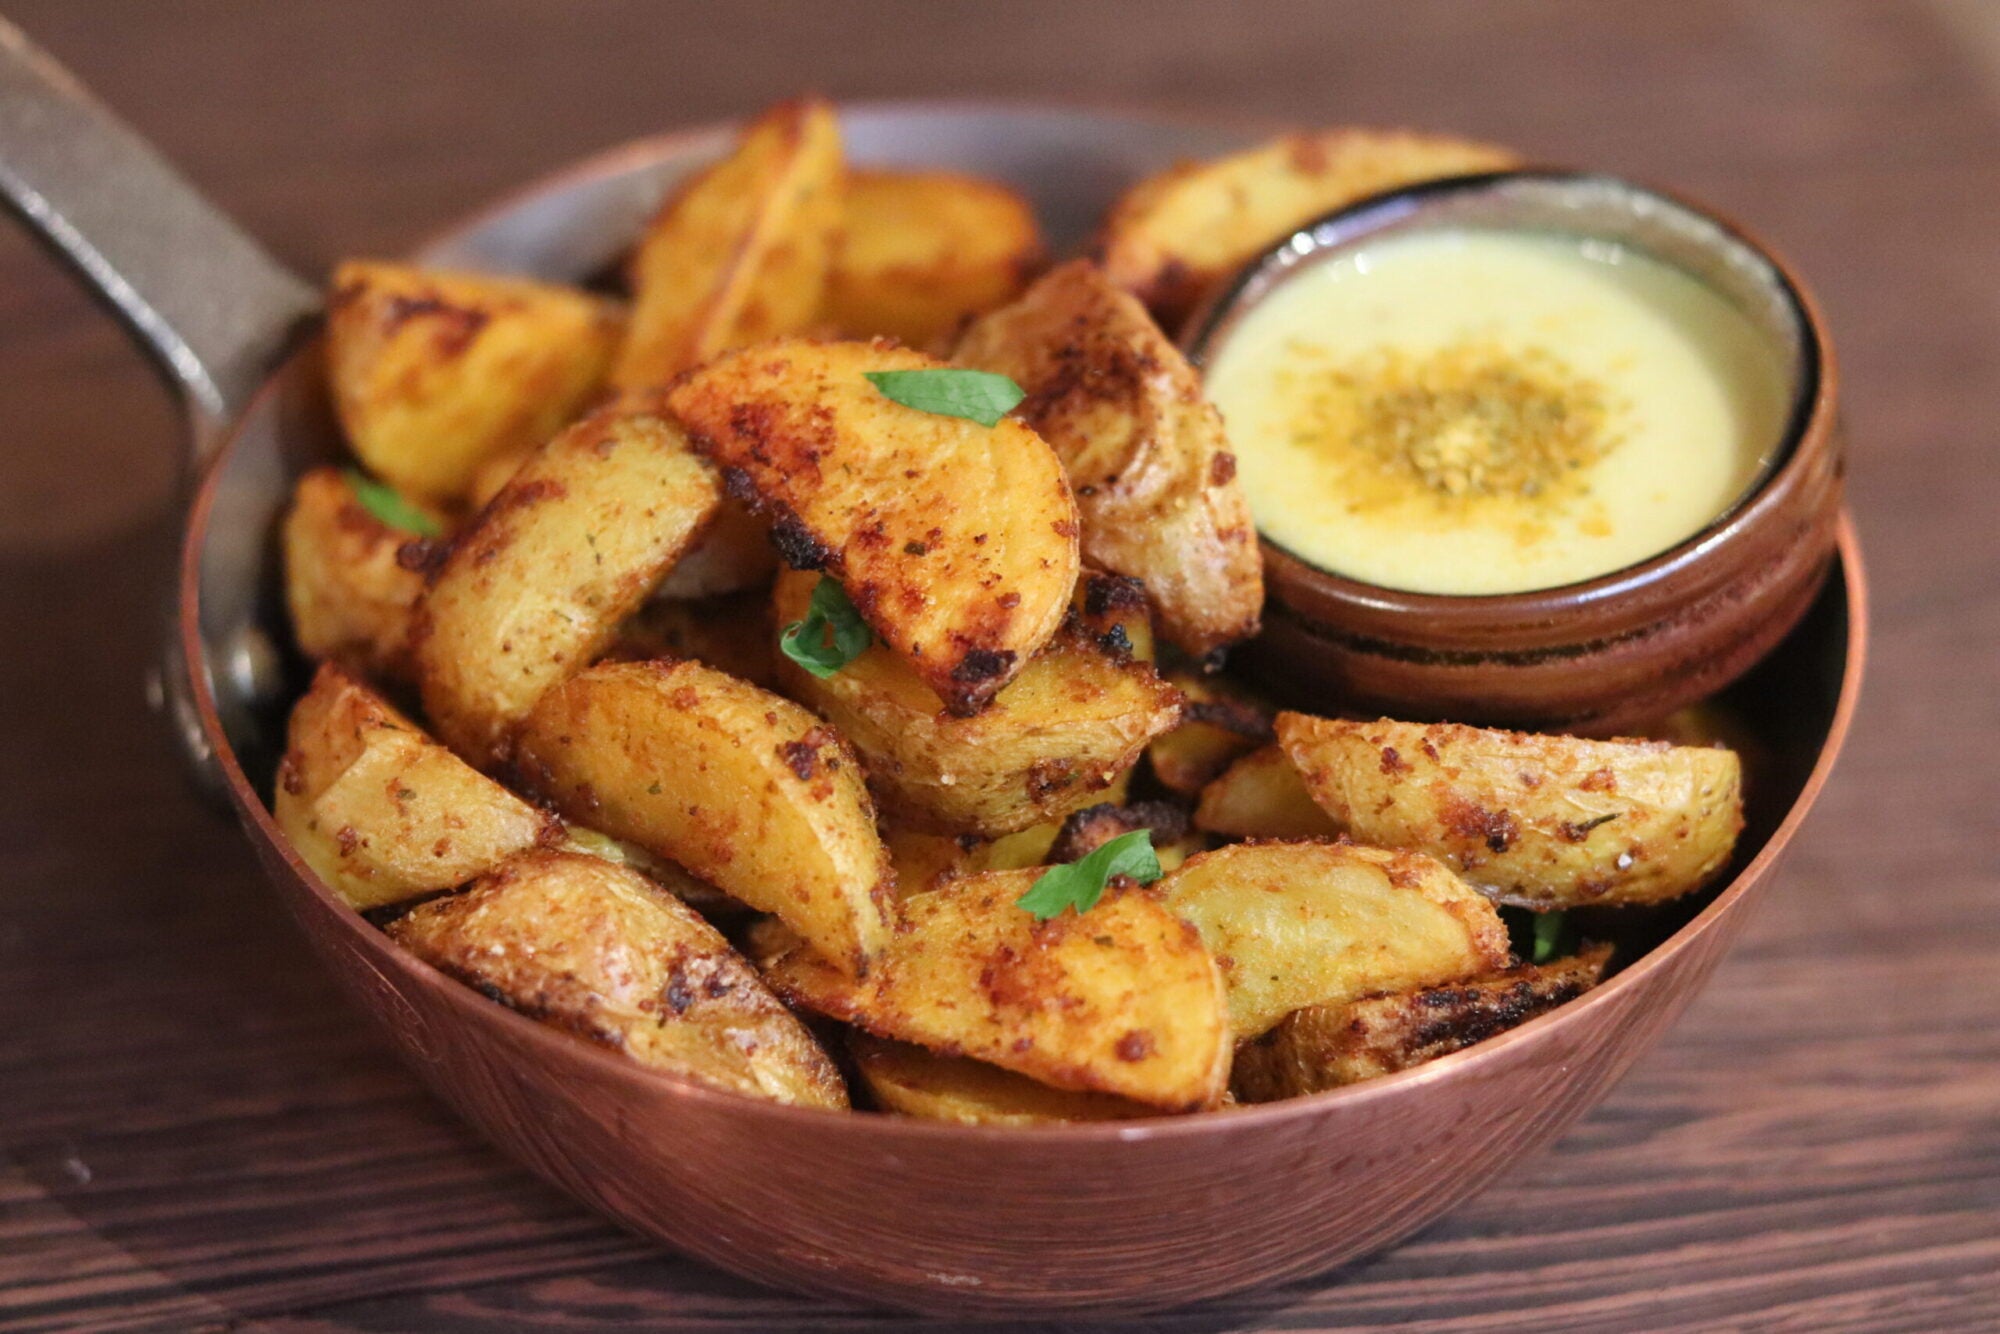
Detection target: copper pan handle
<box><xmin>0</xmin><ymin>19</ymin><xmax>317</xmax><ymax>803</ymax></box>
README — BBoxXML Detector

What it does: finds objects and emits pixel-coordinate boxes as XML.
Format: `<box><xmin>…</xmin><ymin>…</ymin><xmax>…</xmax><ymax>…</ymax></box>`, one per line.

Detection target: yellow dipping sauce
<box><xmin>1205</xmin><ymin>229</ymin><xmax>1790</xmax><ymax>594</ymax></box>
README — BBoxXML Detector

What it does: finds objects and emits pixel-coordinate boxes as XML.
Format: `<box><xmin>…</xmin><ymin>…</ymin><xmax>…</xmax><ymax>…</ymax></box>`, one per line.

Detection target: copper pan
<box><xmin>0</xmin><ymin>21</ymin><xmax>1865</xmax><ymax>1317</ymax></box>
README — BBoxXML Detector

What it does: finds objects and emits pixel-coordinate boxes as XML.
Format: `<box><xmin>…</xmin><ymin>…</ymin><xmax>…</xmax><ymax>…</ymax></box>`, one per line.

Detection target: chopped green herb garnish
<box><xmin>1532</xmin><ymin>909</ymin><xmax>1568</xmax><ymax>964</ymax></box>
<box><xmin>1016</xmin><ymin>829</ymin><xmax>1162</xmax><ymax>921</ymax></box>
<box><xmin>343</xmin><ymin>468</ymin><xmax>441</xmax><ymax>538</ymax></box>
<box><xmin>779</xmin><ymin>576</ymin><xmax>872</xmax><ymax>678</ymax></box>
<box><xmin>863</xmin><ymin>368</ymin><xmax>1025</xmax><ymax>427</ymax></box>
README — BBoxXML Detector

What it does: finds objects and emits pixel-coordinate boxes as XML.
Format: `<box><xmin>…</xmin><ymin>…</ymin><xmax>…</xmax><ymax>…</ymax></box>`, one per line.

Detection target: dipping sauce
<box><xmin>1205</xmin><ymin>229</ymin><xmax>1791</xmax><ymax>594</ymax></box>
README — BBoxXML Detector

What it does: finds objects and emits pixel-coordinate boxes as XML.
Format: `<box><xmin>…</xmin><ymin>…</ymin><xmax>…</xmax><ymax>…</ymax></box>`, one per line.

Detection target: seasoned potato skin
<box><xmin>613</xmin><ymin>97</ymin><xmax>842</xmax><ymax>388</ymax></box>
<box><xmin>1193</xmin><ymin>743</ymin><xmax>1339</xmax><ymax>840</ymax></box>
<box><xmin>825</xmin><ymin>169</ymin><xmax>1045</xmax><ymax>348</ymax></box>
<box><xmin>956</xmin><ymin>260</ymin><xmax>1261</xmax><ymax>658</ymax></box>
<box><xmin>281</xmin><ymin>468</ymin><xmax>440</xmax><ymax>680</ymax></box>
<box><xmin>1277</xmin><ymin>715</ymin><xmax>1745</xmax><ymax>908</ymax></box>
<box><xmin>390</xmin><ymin>849</ymin><xmax>846</xmax><ymax>1108</ymax></box>
<box><xmin>325</xmin><ymin>261</ymin><xmax>624</xmax><ymax>503</ymax></box>
<box><xmin>515</xmin><ymin>659</ymin><xmax>895</xmax><ymax>975</ymax></box>
<box><xmin>759</xmin><ymin>873</ymin><xmax>1230</xmax><ymax>1111</ymax></box>
<box><xmin>1096</xmin><ymin>128</ymin><xmax>1519</xmax><ymax>324</ymax></box>
<box><xmin>413</xmin><ymin>396</ymin><xmax>721</xmax><ymax>767</ymax></box>
<box><xmin>1233</xmin><ymin>945</ymin><xmax>1612</xmax><ymax>1100</ymax></box>
<box><xmin>849</xmin><ymin>1033</ymin><xmax>1154</xmax><ymax>1125</ymax></box>
<box><xmin>1147</xmin><ymin>668</ymin><xmax>1273</xmax><ymax>795</ymax></box>
<box><xmin>1159</xmin><ymin>842</ymin><xmax>1511</xmax><ymax>1040</ymax></box>
<box><xmin>668</xmin><ymin>339</ymin><xmax>1081</xmax><ymax>714</ymax></box>
<box><xmin>773</xmin><ymin>569</ymin><xmax>1180</xmax><ymax>837</ymax></box>
<box><xmin>273</xmin><ymin>663</ymin><xmax>554</xmax><ymax>910</ymax></box>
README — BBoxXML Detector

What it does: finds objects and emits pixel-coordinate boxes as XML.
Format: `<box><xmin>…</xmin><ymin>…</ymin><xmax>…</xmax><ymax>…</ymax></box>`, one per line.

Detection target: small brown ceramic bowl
<box><xmin>0</xmin><ymin>20</ymin><xmax>1865</xmax><ymax>1318</ymax></box>
<box><xmin>1186</xmin><ymin>172</ymin><xmax>1844</xmax><ymax>734</ymax></box>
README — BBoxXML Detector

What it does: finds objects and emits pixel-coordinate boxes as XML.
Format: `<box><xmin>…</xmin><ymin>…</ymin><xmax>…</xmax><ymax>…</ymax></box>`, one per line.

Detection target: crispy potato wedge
<box><xmin>1277</xmin><ymin>715</ymin><xmax>1745</xmax><ymax>908</ymax></box>
<box><xmin>515</xmin><ymin>659</ymin><xmax>894</xmax><ymax>974</ymax></box>
<box><xmin>824</xmin><ymin>169</ymin><xmax>1044</xmax><ymax>348</ymax></box>
<box><xmin>613</xmin><ymin>97</ymin><xmax>842</xmax><ymax>388</ymax></box>
<box><xmin>607</xmin><ymin>590</ymin><xmax>777</xmax><ymax>690</ymax></box>
<box><xmin>850</xmin><ymin>1033</ymin><xmax>1155</xmax><ymax>1125</ymax></box>
<box><xmin>1045</xmin><ymin>801</ymin><xmax>1202</xmax><ymax>874</ymax></box>
<box><xmin>1147</xmin><ymin>668</ymin><xmax>1274</xmax><ymax>795</ymax></box>
<box><xmin>1193</xmin><ymin>744</ymin><xmax>1339</xmax><ymax>839</ymax></box>
<box><xmin>955</xmin><ymin>260</ymin><xmax>1261</xmax><ymax>657</ymax></box>
<box><xmin>273</xmin><ymin>664</ymin><xmax>554</xmax><ymax>910</ymax></box>
<box><xmin>390</xmin><ymin>849</ymin><xmax>845</xmax><ymax>1108</ymax></box>
<box><xmin>671</xmin><ymin>340</ymin><xmax>1081</xmax><ymax>712</ymax></box>
<box><xmin>281</xmin><ymin>468</ymin><xmax>441</xmax><ymax>680</ymax></box>
<box><xmin>774</xmin><ymin>569</ymin><xmax>1180</xmax><ymax>836</ymax></box>
<box><xmin>1233</xmin><ymin>945</ymin><xmax>1612</xmax><ymax>1101</ymax></box>
<box><xmin>760</xmin><ymin>873</ymin><xmax>1229</xmax><ymax>1110</ymax></box>
<box><xmin>1096</xmin><ymin>128</ymin><xmax>1519</xmax><ymax>324</ymax></box>
<box><xmin>413</xmin><ymin>397</ymin><xmax>720</xmax><ymax>766</ymax></box>
<box><xmin>1159</xmin><ymin>842</ymin><xmax>1511</xmax><ymax>1039</ymax></box>
<box><xmin>326</xmin><ymin>261</ymin><xmax>624</xmax><ymax>503</ymax></box>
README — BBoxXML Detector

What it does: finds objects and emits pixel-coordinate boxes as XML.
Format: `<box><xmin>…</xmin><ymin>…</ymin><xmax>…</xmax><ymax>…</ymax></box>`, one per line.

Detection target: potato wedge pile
<box><xmin>274</xmin><ymin>98</ymin><xmax>1746</xmax><ymax>1121</ymax></box>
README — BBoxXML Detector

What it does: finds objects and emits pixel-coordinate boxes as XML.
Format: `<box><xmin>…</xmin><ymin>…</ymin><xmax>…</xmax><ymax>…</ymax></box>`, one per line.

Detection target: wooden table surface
<box><xmin>2</xmin><ymin>2</ymin><xmax>1994</xmax><ymax>1330</ymax></box>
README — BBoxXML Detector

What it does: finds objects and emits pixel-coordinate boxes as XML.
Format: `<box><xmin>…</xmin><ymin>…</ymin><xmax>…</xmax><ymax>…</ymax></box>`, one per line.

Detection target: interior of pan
<box><xmin>187</xmin><ymin>102</ymin><xmax>1856</xmax><ymax>985</ymax></box>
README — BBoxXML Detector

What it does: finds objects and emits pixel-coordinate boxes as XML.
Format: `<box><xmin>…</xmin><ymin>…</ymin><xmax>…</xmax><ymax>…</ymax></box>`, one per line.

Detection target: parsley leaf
<box><xmin>343</xmin><ymin>468</ymin><xmax>441</xmax><ymax>538</ymax></box>
<box><xmin>863</xmin><ymin>368</ymin><xmax>1025</xmax><ymax>427</ymax></box>
<box><xmin>779</xmin><ymin>576</ymin><xmax>872</xmax><ymax>678</ymax></box>
<box><xmin>1016</xmin><ymin>829</ymin><xmax>1163</xmax><ymax>921</ymax></box>
<box><xmin>1531</xmin><ymin>909</ymin><xmax>1568</xmax><ymax>964</ymax></box>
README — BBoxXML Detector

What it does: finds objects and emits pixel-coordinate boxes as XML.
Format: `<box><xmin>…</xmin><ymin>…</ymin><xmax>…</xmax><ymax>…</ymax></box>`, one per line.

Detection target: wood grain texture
<box><xmin>0</xmin><ymin>1</ymin><xmax>1993</xmax><ymax>1329</ymax></box>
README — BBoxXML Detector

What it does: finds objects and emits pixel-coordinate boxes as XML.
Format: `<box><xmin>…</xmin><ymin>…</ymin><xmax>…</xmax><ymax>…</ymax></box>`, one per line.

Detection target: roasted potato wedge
<box><xmin>824</xmin><ymin>169</ymin><xmax>1044</xmax><ymax>348</ymax></box>
<box><xmin>1096</xmin><ymin>128</ymin><xmax>1519</xmax><ymax>324</ymax></box>
<box><xmin>607</xmin><ymin>590</ymin><xmax>777</xmax><ymax>690</ymax></box>
<box><xmin>1159</xmin><ymin>842</ymin><xmax>1511</xmax><ymax>1039</ymax></box>
<box><xmin>956</xmin><ymin>260</ymin><xmax>1261</xmax><ymax>658</ymax></box>
<box><xmin>390</xmin><ymin>849</ymin><xmax>846</xmax><ymax>1108</ymax></box>
<box><xmin>325</xmin><ymin>261</ymin><xmax>624</xmax><ymax>503</ymax></box>
<box><xmin>515</xmin><ymin>659</ymin><xmax>894</xmax><ymax>974</ymax></box>
<box><xmin>281</xmin><ymin>468</ymin><xmax>440</xmax><ymax>680</ymax></box>
<box><xmin>759</xmin><ymin>873</ymin><xmax>1230</xmax><ymax>1110</ymax></box>
<box><xmin>1233</xmin><ymin>945</ymin><xmax>1612</xmax><ymax>1100</ymax></box>
<box><xmin>273</xmin><ymin>663</ymin><xmax>554</xmax><ymax>910</ymax></box>
<box><xmin>773</xmin><ymin>569</ymin><xmax>1180</xmax><ymax>836</ymax></box>
<box><xmin>1147</xmin><ymin>668</ymin><xmax>1273</xmax><ymax>795</ymax></box>
<box><xmin>613</xmin><ymin>97</ymin><xmax>842</xmax><ymax>388</ymax></box>
<box><xmin>850</xmin><ymin>1033</ymin><xmax>1154</xmax><ymax>1125</ymax></box>
<box><xmin>1276</xmin><ymin>715</ymin><xmax>1745</xmax><ymax>908</ymax></box>
<box><xmin>1193</xmin><ymin>744</ymin><xmax>1338</xmax><ymax>840</ymax></box>
<box><xmin>671</xmin><ymin>339</ymin><xmax>1081</xmax><ymax>713</ymax></box>
<box><xmin>1045</xmin><ymin>801</ymin><xmax>1202</xmax><ymax>874</ymax></box>
<box><xmin>413</xmin><ymin>396</ymin><xmax>720</xmax><ymax>766</ymax></box>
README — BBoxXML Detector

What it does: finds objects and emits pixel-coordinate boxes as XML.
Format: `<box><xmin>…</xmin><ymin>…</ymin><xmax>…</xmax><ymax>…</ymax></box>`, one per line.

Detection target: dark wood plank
<box><xmin>1</xmin><ymin>1</ymin><xmax>1995</xmax><ymax>1330</ymax></box>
